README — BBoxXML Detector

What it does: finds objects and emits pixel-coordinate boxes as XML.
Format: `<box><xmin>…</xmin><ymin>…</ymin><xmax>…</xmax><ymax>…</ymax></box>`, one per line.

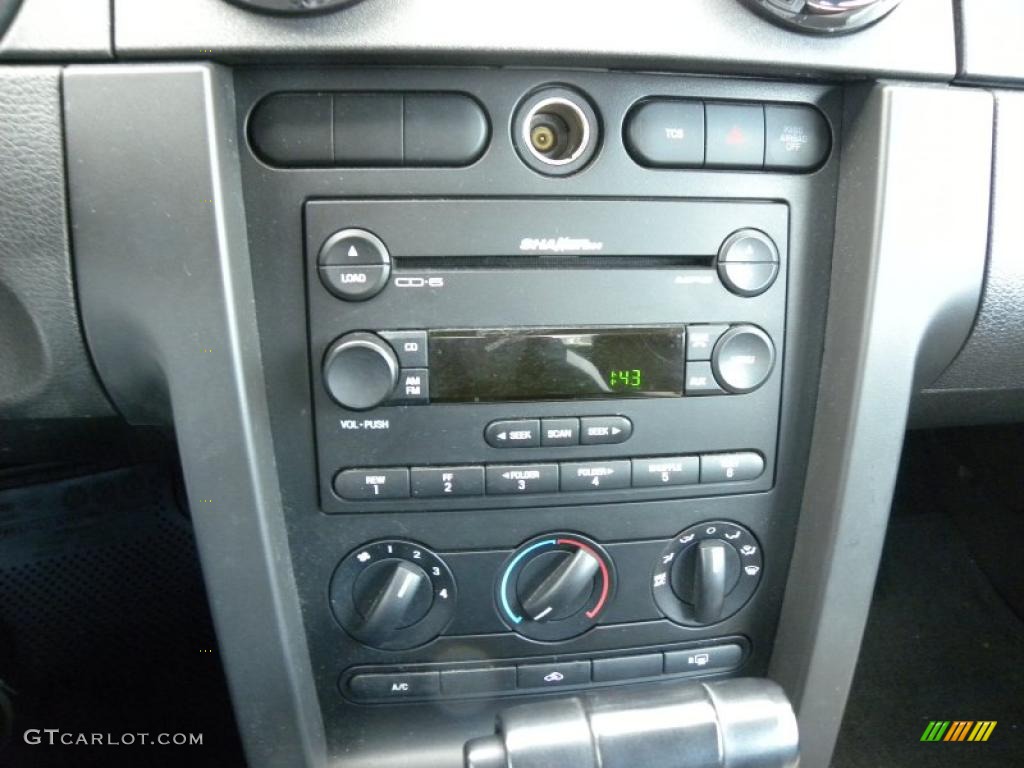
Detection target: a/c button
<box><xmin>348</xmin><ymin>671</ymin><xmax>439</xmax><ymax>701</ymax></box>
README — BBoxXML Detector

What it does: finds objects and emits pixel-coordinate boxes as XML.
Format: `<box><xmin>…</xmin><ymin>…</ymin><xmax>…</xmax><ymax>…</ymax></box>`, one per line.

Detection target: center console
<box><xmin>65</xmin><ymin>62</ymin><xmax>860</xmax><ymax>766</ymax></box>
<box><xmin>227</xmin><ymin>67</ymin><xmax>839</xmax><ymax>762</ymax></box>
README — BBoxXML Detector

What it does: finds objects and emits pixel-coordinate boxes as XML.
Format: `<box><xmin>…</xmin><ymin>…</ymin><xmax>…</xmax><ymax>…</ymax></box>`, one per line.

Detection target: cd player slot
<box><xmin>393</xmin><ymin>254</ymin><xmax>714</xmax><ymax>270</ymax></box>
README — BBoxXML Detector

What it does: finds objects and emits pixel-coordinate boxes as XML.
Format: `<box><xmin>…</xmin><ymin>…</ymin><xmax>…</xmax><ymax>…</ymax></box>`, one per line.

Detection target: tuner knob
<box><xmin>653</xmin><ymin>522</ymin><xmax>763</xmax><ymax>627</ymax></box>
<box><xmin>497</xmin><ymin>534</ymin><xmax>614</xmax><ymax>642</ymax></box>
<box><xmin>330</xmin><ymin>540</ymin><xmax>457</xmax><ymax>651</ymax></box>
<box><xmin>741</xmin><ymin>0</ymin><xmax>903</xmax><ymax>35</ymax></box>
<box><xmin>711</xmin><ymin>325</ymin><xmax>775</xmax><ymax>394</ymax></box>
<box><xmin>322</xmin><ymin>332</ymin><xmax>399</xmax><ymax>410</ymax></box>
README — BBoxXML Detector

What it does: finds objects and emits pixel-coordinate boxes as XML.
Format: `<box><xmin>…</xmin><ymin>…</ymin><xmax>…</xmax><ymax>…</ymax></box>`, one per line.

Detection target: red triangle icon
<box><xmin>725</xmin><ymin>126</ymin><xmax>746</xmax><ymax>145</ymax></box>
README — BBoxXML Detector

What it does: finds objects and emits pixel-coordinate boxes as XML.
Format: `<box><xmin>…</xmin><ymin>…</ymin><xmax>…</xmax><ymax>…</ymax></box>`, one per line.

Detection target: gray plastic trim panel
<box><xmin>0</xmin><ymin>0</ymin><xmax>111</xmax><ymax>60</ymax></box>
<box><xmin>63</xmin><ymin>63</ymin><xmax>326</xmax><ymax>768</ymax></box>
<box><xmin>113</xmin><ymin>0</ymin><xmax>954</xmax><ymax>80</ymax></box>
<box><xmin>769</xmin><ymin>82</ymin><xmax>992</xmax><ymax>768</ymax></box>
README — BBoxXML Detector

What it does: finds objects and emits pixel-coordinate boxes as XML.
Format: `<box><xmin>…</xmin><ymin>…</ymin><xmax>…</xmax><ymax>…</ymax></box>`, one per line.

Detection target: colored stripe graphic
<box><xmin>920</xmin><ymin>720</ymin><xmax>996</xmax><ymax>742</ymax></box>
<box><xmin>969</xmin><ymin>722</ymin><xmax>998</xmax><ymax>742</ymax></box>
<box><xmin>921</xmin><ymin>721</ymin><xmax>950</xmax><ymax>741</ymax></box>
<box><xmin>945</xmin><ymin>721</ymin><xmax>973</xmax><ymax>741</ymax></box>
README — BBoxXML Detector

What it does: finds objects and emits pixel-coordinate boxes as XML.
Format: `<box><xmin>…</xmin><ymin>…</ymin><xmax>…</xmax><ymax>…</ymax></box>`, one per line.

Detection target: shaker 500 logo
<box><xmin>519</xmin><ymin>237</ymin><xmax>604</xmax><ymax>253</ymax></box>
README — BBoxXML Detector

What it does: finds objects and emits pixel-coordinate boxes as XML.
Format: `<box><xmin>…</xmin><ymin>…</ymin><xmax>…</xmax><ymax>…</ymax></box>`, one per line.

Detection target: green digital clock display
<box><xmin>608</xmin><ymin>369</ymin><xmax>643</xmax><ymax>389</ymax></box>
<box><xmin>430</xmin><ymin>328</ymin><xmax>684</xmax><ymax>402</ymax></box>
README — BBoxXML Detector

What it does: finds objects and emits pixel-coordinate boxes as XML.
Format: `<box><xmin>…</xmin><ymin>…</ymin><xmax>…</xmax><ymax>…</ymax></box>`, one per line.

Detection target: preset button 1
<box><xmin>334</xmin><ymin>468</ymin><xmax>410</xmax><ymax>500</ymax></box>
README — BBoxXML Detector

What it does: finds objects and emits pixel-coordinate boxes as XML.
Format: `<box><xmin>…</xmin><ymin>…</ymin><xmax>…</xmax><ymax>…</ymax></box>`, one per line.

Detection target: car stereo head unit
<box><xmin>306</xmin><ymin>199</ymin><xmax>787</xmax><ymax>513</ymax></box>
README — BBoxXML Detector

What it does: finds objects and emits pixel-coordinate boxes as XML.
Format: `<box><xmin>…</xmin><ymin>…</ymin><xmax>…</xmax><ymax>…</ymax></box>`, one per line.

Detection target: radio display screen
<box><xmin>429</xmin><ymin>328</ymin><xmax>685</xmax><ymax>402</ymax></box>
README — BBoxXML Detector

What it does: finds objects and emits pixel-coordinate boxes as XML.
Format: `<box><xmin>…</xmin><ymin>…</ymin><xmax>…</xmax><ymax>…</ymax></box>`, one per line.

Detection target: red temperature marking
<box><xmin>558</xmin><ymin>538</ymin><xmax>610</xmax><ymax>619</ymax></box>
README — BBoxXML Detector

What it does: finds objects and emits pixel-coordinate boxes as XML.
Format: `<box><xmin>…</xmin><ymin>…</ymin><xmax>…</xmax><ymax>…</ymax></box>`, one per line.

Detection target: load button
<box><xmin>580</xmin><ymin>416</ymin><xmax>632</xmax><ymax>445</ymax></box>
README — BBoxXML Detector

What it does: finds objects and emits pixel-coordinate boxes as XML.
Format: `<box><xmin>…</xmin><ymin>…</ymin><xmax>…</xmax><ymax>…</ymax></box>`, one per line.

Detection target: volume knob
<box><xmin>323</xmin><ymin>332</ymin><xmax>399</xmax><ymax>410</ymax></box>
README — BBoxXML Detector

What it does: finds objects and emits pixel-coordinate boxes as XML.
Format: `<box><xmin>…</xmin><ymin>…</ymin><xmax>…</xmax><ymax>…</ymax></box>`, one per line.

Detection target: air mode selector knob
<box><xmin>322</xmin><ymin>332</ymin><xmax>399</xmax><ymax>410</ymax></box>
<box><xmin>330</xmin><ymin>540</ymin><xmax>457</xmax><ymax>651</ymax></box>
<box><xmin>653</xmin><ymin>522</ymin><xmax>763</xmax><ymax>627</ymax></box>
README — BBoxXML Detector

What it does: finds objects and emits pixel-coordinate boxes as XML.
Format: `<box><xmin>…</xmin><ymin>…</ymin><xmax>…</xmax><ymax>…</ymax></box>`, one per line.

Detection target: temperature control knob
<box><xmin>322</xmin><ymin>332</ymin><xmax>399</xmax><ymax>410</ymax></box>
<box><xmin>653</xmin><ymin>522</ymin><xmax>763</xmax><ymax>627</ymax></box>
<box><xmin>497</xmin><ymin>534</ymin><xmax>614</xmax><ymax>641</ymax></box>
<box><xmin>330</xmin><ymin>540</ymin><xmax>456</xmax><ymax>650</ymax></box>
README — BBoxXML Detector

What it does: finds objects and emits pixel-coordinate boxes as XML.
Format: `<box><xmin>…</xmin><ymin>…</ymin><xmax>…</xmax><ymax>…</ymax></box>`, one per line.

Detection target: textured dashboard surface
<box><xmin>0</xmin><ymin>68</ymin><xmax>112</xmax><ymax>419</ymax></box>
<box><xmin>114</xmin><ymin>0</ymin><xmax>955</xmax><ymax>79</ymax></box>
<box><xmin>931</xmin><ymin>92</ymin><xmax>1024</xmax><ymax>394</ymax></box>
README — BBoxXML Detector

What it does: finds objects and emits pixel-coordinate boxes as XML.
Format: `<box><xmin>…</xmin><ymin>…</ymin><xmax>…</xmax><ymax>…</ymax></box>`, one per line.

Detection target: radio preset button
<box><xmin>485</xmin><ymin>419</ymin><xmax>541</xmax><ymax>448</ymax></box>
<box><xmin>579</xmin><ymin>416</ymin><xmax>632</xmax><ymax>445</ymax></box>
<box><xmin>686</xmin><ymin>324</ymin><xmax>730</xmax><ymax>362</ymax></box>
<box><xmin>684</xmin><ymin>362</ymin><xmax>726</xmax><ymax>396</ymax></box>
<box><xmin>700</xmin><ymin>452</ymin><xmax>765</xmax><ymax>484</ymax></box>
<box><xmin>560</xmin><ymin>460</ymin><xmax>631</xmax><ymax>492</ymax></box>
<box><xmin>410</xmin><ymin>466</ymin><xmax>485</xmax><ymax>498</ymax></box>
<box><xmin>486</xmin><ymin>464</ymin><xmax>558</xmax><ymax>494</ymax></box>
<box><xmin>391</xmin><ymin>369</ymin><xmax>430</xmax><ymax>404</ymax></box>
<box><xmin>541</xmin><ymin>418</ymin><xmax>580</xmax><ymax>446</ymax></box>
<box><xmin>334</xmin><ymin>468</ymin><xmax>411</xmax><ymax>500</ymax></box>
<box><xmin>380</xmin><ymin>330</ymin><xmax>428</xmax><ymax>368</ymax></box>
<box><xmin>632</xmin><ymin>456</ymin><xmax>700</xmax><ymax>487</ymax></box>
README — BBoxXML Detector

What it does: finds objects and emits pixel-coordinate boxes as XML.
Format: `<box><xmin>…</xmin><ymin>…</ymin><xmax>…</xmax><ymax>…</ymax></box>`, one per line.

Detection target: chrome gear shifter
<box><xmin>465</xmin><ymin>678</ymin><xmax>799</xmax><ymax>768</ymax></box>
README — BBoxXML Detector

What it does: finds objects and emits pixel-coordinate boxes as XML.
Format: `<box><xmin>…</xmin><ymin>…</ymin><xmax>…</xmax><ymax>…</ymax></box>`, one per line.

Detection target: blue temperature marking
<box><xmin>500</xmin><ymin>539</ymin><xmax>557</xmax><ymax>624</ymax></box>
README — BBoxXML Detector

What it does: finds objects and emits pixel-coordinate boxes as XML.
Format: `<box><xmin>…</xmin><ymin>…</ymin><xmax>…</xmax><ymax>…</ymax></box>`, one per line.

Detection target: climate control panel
<box><xmin>327</xmin><ymin>525</ymin><xmax>766</xmax><ymax>674</ymax></box>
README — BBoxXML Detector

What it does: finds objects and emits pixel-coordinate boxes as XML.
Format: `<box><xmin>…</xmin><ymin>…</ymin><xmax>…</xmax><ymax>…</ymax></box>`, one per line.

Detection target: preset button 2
<box><xmin>410</xmin><ymin>466</ymin><xmax>485</xmax><ymax>498</ymax></box>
